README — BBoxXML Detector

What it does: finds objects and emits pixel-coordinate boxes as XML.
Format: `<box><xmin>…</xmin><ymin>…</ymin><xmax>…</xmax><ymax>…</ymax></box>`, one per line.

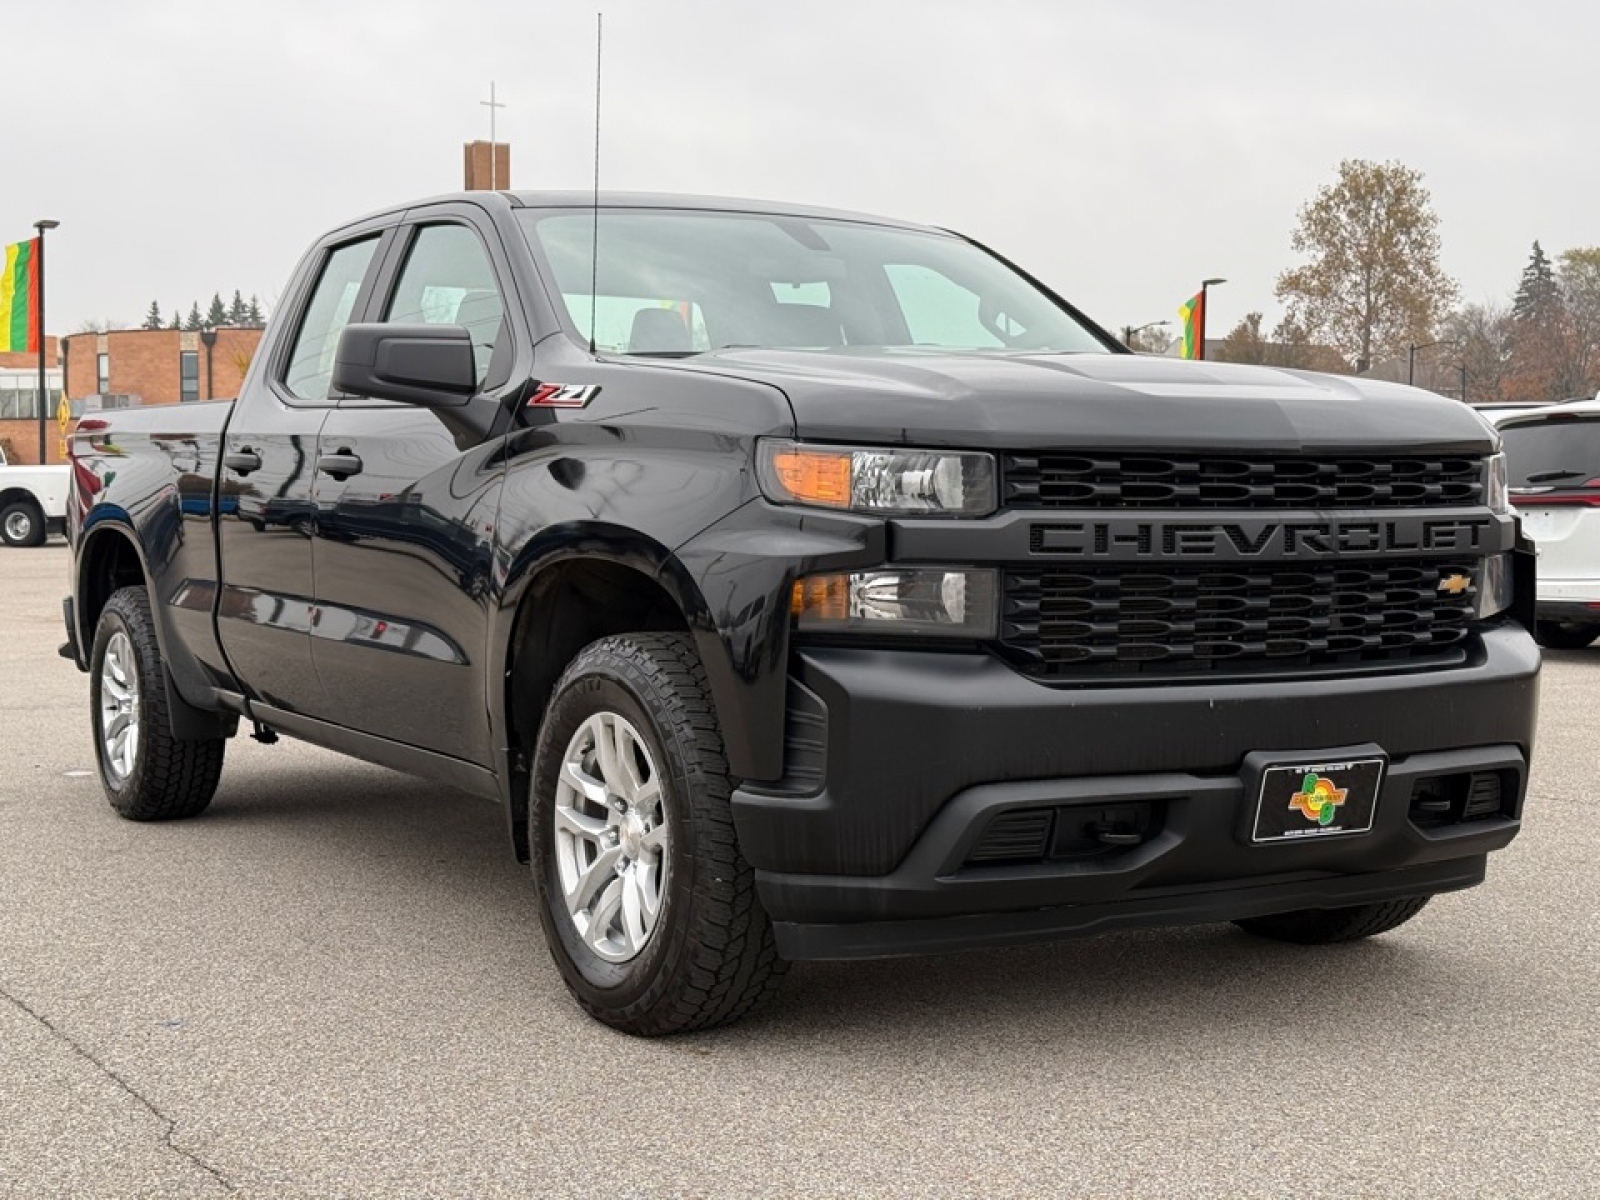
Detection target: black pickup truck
<box><xmin>63</xmin><ymin>192</ymin><xmax>1539</xmax><ymax>1034</ymax></box>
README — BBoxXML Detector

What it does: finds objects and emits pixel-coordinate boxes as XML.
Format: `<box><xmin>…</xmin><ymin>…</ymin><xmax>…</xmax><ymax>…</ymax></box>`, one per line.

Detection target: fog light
<box><xmin>791</xmin><ymin>569</ymin><xmax>998</xmax><ymax>638</ymax></box>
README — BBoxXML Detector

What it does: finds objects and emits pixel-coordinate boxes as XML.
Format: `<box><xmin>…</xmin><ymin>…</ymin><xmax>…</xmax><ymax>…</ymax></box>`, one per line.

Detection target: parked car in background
<box><xmin>1494</xmin><ymin>399</ymin><xmax>1600</xmax><ymax>648</ymax></box>
<box><xmin>0</xmin><ymin>442</ymin><xmax>69</xmax><ymax>547</ymax></box>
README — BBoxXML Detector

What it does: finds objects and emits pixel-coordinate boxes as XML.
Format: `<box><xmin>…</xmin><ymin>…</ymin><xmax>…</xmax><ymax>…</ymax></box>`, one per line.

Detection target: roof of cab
<box><xmin>327</xmin><ymin>190</ymin><xmax>946</xmax><ymax>238</ymax></box>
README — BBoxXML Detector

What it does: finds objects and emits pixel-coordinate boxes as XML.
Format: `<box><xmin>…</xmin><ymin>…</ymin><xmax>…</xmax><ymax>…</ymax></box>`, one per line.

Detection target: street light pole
<box><xmin>1406</xmin><ymin>339</ymin><xmax>1458</xmax><ymax>387</ymax></box>
<box><xmin>33</xmin><ymin>219</ymin><xmax>59</xmax><ymax>464</ymax></box>
<box><xmin>1122</xmin><ymin>320</ymin><xmax>1170</xmax><ymax>350</ymax></box>
<box><xmin>1198</xmin><ymin>278</ymin><xmax>1226</xmax><ymax>362</ymax></box>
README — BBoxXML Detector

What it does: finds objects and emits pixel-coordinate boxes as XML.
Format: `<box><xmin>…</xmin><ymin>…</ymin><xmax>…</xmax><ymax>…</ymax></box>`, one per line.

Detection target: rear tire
<box><xmin>1</xmin><ymin>500</ymin><xmax>46</xmax><ymax>547</ymax></box>
<box><xmin>529</xmin><ymin>632</ymin><xmax>786</xmax><ymax>1035</ymax></box>
<box><xmin>90</xmin><ymin>586</ymin><xmax>226</xmax><ymax>820</ymax></box>
<box><xmin>1233</xmin><ymin>895</ymin><xmax>1431</xmax><ymax>944</ymax></box>
<box><xmin>1534</xmin><ymin>620</ymin><xmax>1600</xmax><ymax>650</ymax></box>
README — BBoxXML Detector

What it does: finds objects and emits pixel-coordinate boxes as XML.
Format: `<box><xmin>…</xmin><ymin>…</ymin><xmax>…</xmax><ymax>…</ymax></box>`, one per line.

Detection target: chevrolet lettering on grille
<box><xmin>1028</xmin><ymin>516</ymin><xmax>1496</xmax><ymax>559</ymax></box>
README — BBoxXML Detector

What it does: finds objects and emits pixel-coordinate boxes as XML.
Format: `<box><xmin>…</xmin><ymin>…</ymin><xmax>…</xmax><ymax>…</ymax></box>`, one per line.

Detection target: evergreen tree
<box><xmin>141</xmin><ymin>300</ymin><xmax>164</xmax><ymax>331</ymax></box>
<box><xmin>167</xmin><ymin>306</ymin><xmax>181</xmax><ymax>330</ymax></box>
<box><xmin>185</xmin><ymin>302</ymin><xmax>203</xmax><ymax>332</ymax></box>
<box><xmin>205</xmin><ymin>293</ymin><xmax>228</xmax><ymax>330</ymax></box>
<box><xmin>246</xmin><ymin>295</ymin><xmax>264</xmax><ymax>325</ymax></box>
<box><xmin>226</xmin><ymin>290</ymin><xmax>247</xmax><ymax>326</ymax></box>
<box><xmin>1512</xmin><ymin>242</ymin><xmax>1560</xmax><ymax>322</ymax></box>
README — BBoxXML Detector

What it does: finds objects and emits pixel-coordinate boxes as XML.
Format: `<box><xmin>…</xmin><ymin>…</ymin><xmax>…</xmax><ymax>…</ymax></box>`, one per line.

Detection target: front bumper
<box><xmin>733</xmin><ymin>624</ymin><xmax>1539</xmax><ymax>960</ymax></box>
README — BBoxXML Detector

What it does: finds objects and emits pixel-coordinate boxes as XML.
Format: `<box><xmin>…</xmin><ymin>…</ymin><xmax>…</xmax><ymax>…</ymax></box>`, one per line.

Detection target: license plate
<box><xmin>1251</xmin><ymin>757</ymin><xmax>1385</xmax><ymax>843</ymax></box>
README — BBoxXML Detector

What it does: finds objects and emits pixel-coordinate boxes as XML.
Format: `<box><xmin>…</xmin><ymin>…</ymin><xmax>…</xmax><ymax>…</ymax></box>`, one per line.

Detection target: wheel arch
<box><xmin>494</xmin><ymin>532</ymin><xmax>705</xmax><ymax>860</ymax></box>
<box><xmin>75</xmin><ymin>513</ymin><xmax>235</xmax><ymax>741</ymax></box>
<box><xmin>0</xmin><ymin>485</ymin><xmax>46</xmax><ymax>511</ymax></box>
<box><xmin>76</xmin><ymin>517</ymin><xmax>156</xmax><ymax>660</ymax></box>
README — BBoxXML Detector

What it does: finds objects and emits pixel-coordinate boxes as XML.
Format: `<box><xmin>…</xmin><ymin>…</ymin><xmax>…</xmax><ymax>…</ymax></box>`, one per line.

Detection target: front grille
<box><xmin>1002</xmin><ymin>561</ymin><xmax>1476</xmax><ymax>679</ymax></box>
<box><xmin>1004</xmin><ymin>454</ymin><xmax>1484</xmax><ymax>509</ymax></box>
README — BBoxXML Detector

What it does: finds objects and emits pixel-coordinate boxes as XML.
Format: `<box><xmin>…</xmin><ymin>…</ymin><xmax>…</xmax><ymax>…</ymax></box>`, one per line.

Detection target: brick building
<box><xmin>62</xmin><ymin>325</ymin><xmax>264</xmax><ymax>408</ymax></box>
<box><xmin>0</xmin><ymin>338</ymin><xmax>64</xmax><ymax>464</ymax></box>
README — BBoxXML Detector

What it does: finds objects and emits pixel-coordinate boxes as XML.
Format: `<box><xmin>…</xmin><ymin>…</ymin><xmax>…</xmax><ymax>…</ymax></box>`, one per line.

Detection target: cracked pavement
<box><xmin>2</xmin><ymin>543</ymin><xmax>1598</xmax><ymax>1198</ymax></box>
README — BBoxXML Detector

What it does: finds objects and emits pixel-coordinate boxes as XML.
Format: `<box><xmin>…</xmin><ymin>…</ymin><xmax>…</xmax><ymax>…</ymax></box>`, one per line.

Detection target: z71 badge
<box><xmin>526</xmin><ymin>382</ymin><xmax>601</xmax><ymax>408</ymax></box>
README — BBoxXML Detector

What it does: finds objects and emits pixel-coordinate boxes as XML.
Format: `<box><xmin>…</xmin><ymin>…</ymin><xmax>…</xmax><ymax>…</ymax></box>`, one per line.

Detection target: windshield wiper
<box><xmin>623</xmin><ymin>350</ymin><xmax>702</xmax><ymax>359</ymax></box>
<box><xmin>1525</xmin><ymin>468</ymin><xmax>1588</xmax><ymax>484</ymax></box>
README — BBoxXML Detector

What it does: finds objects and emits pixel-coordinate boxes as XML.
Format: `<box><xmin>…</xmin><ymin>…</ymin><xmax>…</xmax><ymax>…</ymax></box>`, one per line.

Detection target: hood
<box><xmin>678</xmin><ymin>349</ymin><xmax>1498</xmax><ymax>455</ymax></box>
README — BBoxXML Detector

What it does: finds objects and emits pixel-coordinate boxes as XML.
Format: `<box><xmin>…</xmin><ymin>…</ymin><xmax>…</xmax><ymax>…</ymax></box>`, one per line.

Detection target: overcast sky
<box><xmin>6</xmin><ymin>0</ymin><xmax>1594</xmax><ymax>342</ymax></box>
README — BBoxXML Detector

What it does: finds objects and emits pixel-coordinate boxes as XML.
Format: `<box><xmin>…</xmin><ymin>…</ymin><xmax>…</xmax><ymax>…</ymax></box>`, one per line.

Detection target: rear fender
<box><xmin>75</xmin><ymin>515</ymin><xmax>236</xmax><ymax>740</ymax></box>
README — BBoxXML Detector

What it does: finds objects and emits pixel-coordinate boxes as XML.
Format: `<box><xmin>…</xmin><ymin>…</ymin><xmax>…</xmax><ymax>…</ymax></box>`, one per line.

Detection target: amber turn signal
<box><xmin>768</xmin><ymin>448</ymin><xmax>854</xmax><ymax>509</ymax></box>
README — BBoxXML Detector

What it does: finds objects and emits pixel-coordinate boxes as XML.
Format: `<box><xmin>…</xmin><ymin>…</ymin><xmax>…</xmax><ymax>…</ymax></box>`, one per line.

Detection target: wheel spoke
<box><xmin>554</xmin><ymin>803</ymin><xmax>609</xmax><ymax>841</ymax></box>
<box><xmin>562</xmin><ymin>758</ymin><xmax>610</xmax><ymax>810</ymax></box>
<box><xmin>102</xmin><ymin>674</ymin><xmax>128</xmax><ymax>705</ymax></box>
<box><xmin>588</xmin><ymin>876</ymin><xmax>625</xmax><ymax>950</ymax></box>
<box><xmin>632</xmin><ymin>778</ymin><xmax>663</xmax><ymax>820</ymax></box>
<box><xmin>621</xmin><ymin>864</ymin><xmax>648</xmax><ymax>952</ymax></box>
<box><xmin>105</xmin><ymin>712</ymin><xmax>130</xmax><ymax>740</ymax></box>
<box><xmin>552</xmin><ymin>706</ymin><xmax>672</xmax><ymax>964</ymax></box>
<box><xmin>615</xmin><ymin>724</ymin><xmax>647</xmax><ymax>797</ymax></box>
<box><xmin>567</xmin><ymin>843</ymin><xmax>623</xmax><ymax>916</ymax></box>
<box><xmin>593</xmin><ymin>715</ymin><xmax>627</xmax><ymax>795</ymax></box>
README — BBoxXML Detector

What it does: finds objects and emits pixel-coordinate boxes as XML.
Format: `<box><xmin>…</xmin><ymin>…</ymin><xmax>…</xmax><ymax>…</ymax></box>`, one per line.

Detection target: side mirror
<box><xmin>333</xmin><ymin>323</ymin><xmax>477</xmax><ymax>407</ymax></box>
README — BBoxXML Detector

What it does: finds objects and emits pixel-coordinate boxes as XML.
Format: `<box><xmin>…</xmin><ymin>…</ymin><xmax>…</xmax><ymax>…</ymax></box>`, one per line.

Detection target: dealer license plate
<box><xmin>1251</xmin><ymin>757</ymin><xmax>1385</xmax><ymax>843</ymax></box>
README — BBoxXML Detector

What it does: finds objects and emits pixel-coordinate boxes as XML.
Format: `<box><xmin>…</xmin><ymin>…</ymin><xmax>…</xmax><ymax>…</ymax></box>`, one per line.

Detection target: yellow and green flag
<box><xmin>0</xmin><ymin>238</ymin><xmax>41</xmax><ymax>354</ymax></box>
<box><xmin>1177</xmin><ymin>290</ymin><xmax>1204</xmax><ymax>360</ymax></box>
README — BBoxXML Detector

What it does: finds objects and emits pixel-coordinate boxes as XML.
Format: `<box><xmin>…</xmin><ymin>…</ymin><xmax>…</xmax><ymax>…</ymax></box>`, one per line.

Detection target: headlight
<box><xmin>1486</xmin><ymin>452</ymin><xmax>1508</xmax><ymax>515</ymax></box>
<box><xmin>791</xmin><ymin>569</ymin><xmax>998</xmax><ymax>638</ymax></box>
<box><xmin>1474</xmin><ymin>553</ymin><xmax>1513</xmax><ymax>620</ymax></box>
<box><xmin>758</xmin><ymin>440</ymin><xmax>997</xmax><ymax>517</ymax></box>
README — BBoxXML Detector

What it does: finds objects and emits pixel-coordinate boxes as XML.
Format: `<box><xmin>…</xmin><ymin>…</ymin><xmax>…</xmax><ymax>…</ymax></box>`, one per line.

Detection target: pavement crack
<box><xmin>0</xmin><ymin>982</ymin><xmax>237</xmax><ymax>1193</ymax></box>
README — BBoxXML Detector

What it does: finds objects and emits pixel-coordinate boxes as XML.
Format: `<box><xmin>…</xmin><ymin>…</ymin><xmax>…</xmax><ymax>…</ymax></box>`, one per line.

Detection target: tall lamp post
<box><xmin>34</xmin><ymin>218</ymin><xmax>59</xmax><ymax>463</ymax></box>
<box><xmin>1406</xmin><ymin>339</ymin><xmax>1459</xmax><ymax>387</ymax></box>
<box><xmin>1198</xmin><ymin>277</ymin><xmax>1226</xmax><ymax>361</ymax></box>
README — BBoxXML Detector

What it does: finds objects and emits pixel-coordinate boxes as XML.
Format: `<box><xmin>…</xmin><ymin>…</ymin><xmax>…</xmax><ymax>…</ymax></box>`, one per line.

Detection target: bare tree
<box><xmin>1275</xmin><ymin>159</ymin><xmax>1458</xmax><ymax>372</ymax></box>
<box><xmin>1559</xmin><ymin>246</ymin><xmax>1600</xmax><ymax>397</ymax></box>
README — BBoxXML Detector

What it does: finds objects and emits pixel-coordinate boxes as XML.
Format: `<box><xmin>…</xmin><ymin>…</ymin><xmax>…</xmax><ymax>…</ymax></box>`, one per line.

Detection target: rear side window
<box><xmin>284</xmin><ymin>237</ymin><xmax>380</xmax><ymax>402</ymax></box>
<box><xmin>1500</xmin><ymin>418</ymin><xmax>1600</xmax><ymax>487</ymax></box>
<box><xmin>384</xmin><ymin>224</ymin><xmax>506</xmax><ymax>387</ymax></box>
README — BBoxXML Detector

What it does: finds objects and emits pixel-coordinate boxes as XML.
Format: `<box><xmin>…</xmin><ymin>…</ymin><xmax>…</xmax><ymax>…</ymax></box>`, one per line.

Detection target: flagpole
<box><xmin>1198</xmin><ymin>277</ymin><xmax>1226</xmax><ymax>363</ymax></box>
<box><xmin>33</xmin><ymin>219</ymin><xmax>59</xmax><ymax>463</ymax></box>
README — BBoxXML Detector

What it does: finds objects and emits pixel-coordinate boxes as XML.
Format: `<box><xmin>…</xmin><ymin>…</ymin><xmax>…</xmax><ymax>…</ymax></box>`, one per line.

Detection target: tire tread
<box><xmin>1234</xmin><ymin>895</ymin><xmax>1431</xmax><ymax>944</ymax></box>
<box><xmin>94</xmin><ymin>587</ymin><xmax>225</xmax><ymax>821</ymax></box>
<box><xmin>538</xmin><ymin>631</ymin><xmax>786</xmax><ymax>1034</ymax></box>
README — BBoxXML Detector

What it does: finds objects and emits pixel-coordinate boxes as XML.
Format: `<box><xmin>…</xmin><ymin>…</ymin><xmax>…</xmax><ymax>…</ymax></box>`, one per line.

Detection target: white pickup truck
<box><xmin>0</xmin><ymin>443</ymin><xmax>69</xmax><ymax>547</ymax></box>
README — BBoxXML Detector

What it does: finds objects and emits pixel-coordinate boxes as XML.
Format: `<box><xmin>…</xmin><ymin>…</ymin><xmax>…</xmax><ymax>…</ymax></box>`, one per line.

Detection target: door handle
<box><xmin>317</xmin><ymin>450</ymin><xmax>364</xmax><ymax>480</ymax></box>
<box><xmin>224</xmin><ymin>449</ymin><xmax>262</xmax><ymax>476</ymax></box>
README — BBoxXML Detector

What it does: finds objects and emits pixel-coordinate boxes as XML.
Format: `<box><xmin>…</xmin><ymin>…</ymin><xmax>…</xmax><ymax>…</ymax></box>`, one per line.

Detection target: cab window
<box><xmin>284</xmin><ymin>237</ymin><xmax>380</xmax><ymax>402</ymax></box>
<box><xmin>384</xmin><ymin>225</ymin><xmax>507</xmax><ymax>387</ymax></box>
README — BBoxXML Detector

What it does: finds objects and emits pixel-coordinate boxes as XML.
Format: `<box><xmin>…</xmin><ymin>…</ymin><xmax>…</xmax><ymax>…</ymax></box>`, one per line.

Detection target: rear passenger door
<box><xmin>216</xmin><ymin>229</ymin><xmax>390</xmax><ymax>715</ymax></box>
<box><xmin>308</xmin><ymin>207</ymin><xmax>520</xmax><ymax>763</ymax></box>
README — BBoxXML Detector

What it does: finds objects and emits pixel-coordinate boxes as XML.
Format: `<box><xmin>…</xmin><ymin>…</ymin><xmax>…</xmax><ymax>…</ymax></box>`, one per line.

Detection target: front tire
<box><xmin>1</xmin><ymin>500</ymin><xmax>46</xmax><ymax>547</ymax></box>
<box><xmin>1534</xmin><ymin>620</ymin><xmax>1600</xmax><ymax>650</ymax></box>
<box><xmin>90</xmin><ymin>587</ymin><xmax>226</xmax><ymax>820</ymax></box>
<box><xmin>529</xmin><ymin>632</ymin><xmax>785</xmax><ymax>1035</ymax></box>
<box><xmin>1233</xmin><ymin>895</ymin><xmax>1431</xmax><ymax>944</ymax></box>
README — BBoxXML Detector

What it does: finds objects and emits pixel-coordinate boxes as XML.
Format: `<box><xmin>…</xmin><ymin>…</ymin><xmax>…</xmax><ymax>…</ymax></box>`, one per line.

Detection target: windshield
<box><xmin>517</xmin><ymin>208</ymin><xmax>1110</xmax><ymax>357</ymax></box>
<box><xmin>1499</xmin><ymin>417</ymin><xmax>1600</xmax><ymax>488</ymax></box>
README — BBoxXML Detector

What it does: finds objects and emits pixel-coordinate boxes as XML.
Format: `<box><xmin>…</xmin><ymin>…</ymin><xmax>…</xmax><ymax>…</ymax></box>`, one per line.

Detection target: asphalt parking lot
<box><xmin>2</xmin><ymin>543</ymin><xmax>1597</xmax><ymax>1199</ymax></box>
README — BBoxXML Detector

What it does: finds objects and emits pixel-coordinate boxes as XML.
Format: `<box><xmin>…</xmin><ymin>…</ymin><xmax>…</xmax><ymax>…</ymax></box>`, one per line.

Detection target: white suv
<box><xmin>1495</xmin><ymin>399</ymin><xmax>1600</xmax><ymax>649</ymax></box>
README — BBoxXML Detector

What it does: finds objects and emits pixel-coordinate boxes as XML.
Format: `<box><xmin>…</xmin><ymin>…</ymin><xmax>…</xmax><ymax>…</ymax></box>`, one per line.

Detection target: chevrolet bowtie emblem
<box><xmin>1437</xmin><ymin>573</ymin><xmax>1473</xmax><ymax>595</ymax></box>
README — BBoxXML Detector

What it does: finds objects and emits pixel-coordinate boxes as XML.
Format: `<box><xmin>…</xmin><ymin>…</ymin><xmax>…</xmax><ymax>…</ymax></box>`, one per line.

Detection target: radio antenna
<box><xmin>589</xmin><ymin>12</ymin><xmax>603</xmax><ymax>354</ymax></box>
